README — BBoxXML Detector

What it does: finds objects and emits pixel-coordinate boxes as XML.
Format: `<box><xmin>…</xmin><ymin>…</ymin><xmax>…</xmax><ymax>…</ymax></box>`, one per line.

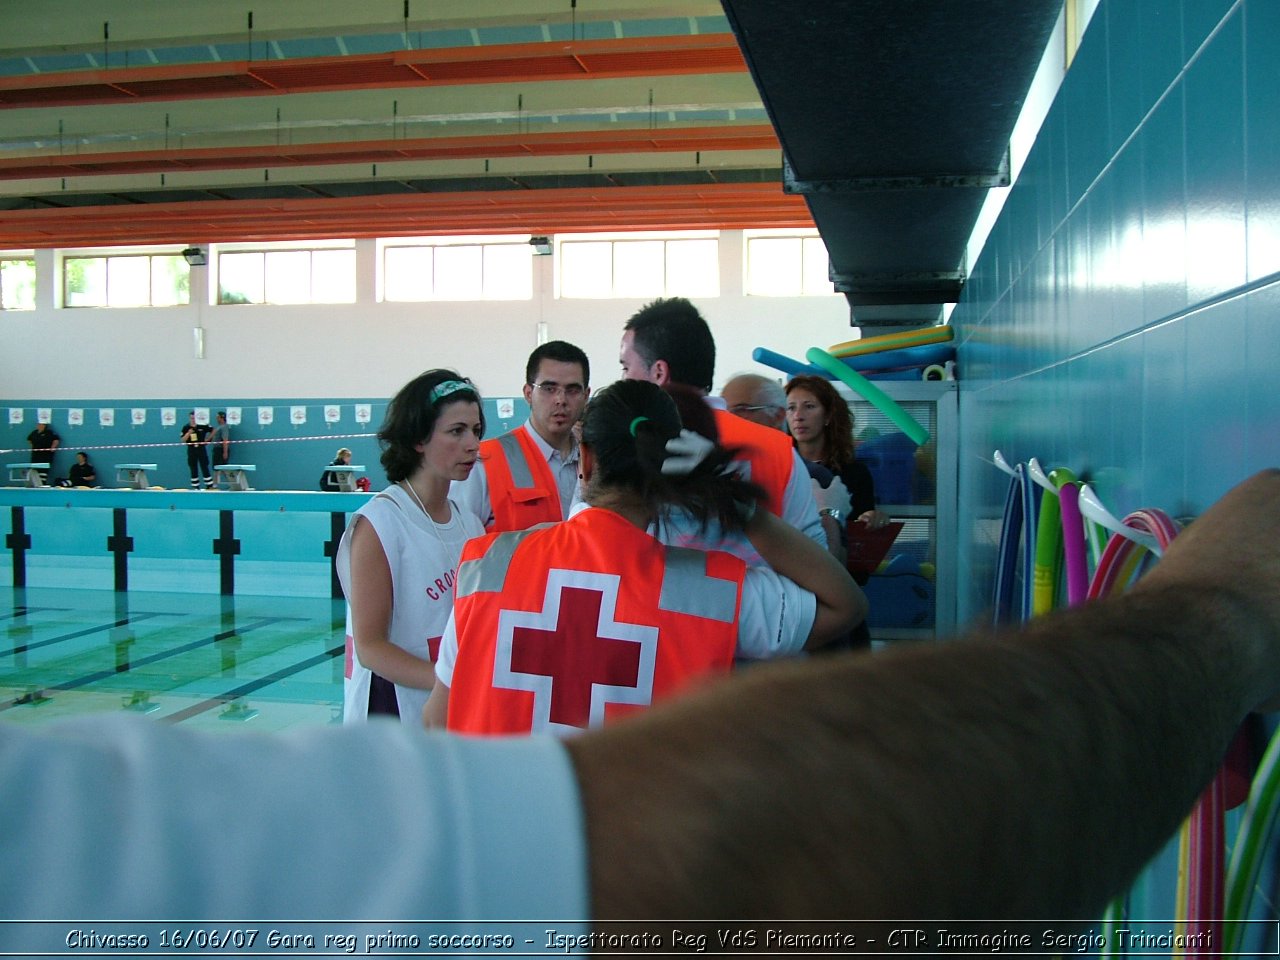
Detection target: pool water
<box><xmin>1</xmin><ymin>587</ymin><xmax>345</xmax><ymax>733</ymax></box>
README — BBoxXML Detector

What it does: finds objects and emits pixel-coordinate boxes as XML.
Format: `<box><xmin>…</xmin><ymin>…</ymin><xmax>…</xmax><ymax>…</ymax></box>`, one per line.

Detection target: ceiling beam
<box><xmin>0</xmin><ymin>35</ymin><xmax>746</xmax><ymax>110</ymax></box>
<box><xmin>0</xmin><ymin>125</ymin><xmax>779</xmax><ymax>181</ymax></box>
<box><xmin>0</xmin><ymin>182</ymin><xmax>812</xmax><ymax>248</ymax></box>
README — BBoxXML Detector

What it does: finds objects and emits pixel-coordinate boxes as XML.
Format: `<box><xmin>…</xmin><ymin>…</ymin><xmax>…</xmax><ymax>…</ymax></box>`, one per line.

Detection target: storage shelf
<box><xmin>844</xmin><ymin>379</ymin><xmax>957</xmax><ymax>642</ymax></box>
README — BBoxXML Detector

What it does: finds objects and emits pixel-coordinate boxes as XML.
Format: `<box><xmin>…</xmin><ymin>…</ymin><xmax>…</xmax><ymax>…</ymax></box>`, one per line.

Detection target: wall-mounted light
<box><xmin>529</xmin><ymin>236</ymin><xmax>553</xmax><ymax>256</ymax></box>
<box><xmin>182</xmin><ymin>246</ymin><xmax>208</xmax><ymax>267</ymax></box>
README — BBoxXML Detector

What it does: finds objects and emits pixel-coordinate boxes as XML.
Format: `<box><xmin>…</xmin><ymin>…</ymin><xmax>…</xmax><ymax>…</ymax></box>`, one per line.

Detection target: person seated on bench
<box><xmin>55</xmin><ymin>451</ymin><xmax>97</xmax><ymax>488</ymax></box>
<box><xmin>320</xmin><ymin>448</ymin><xmax>353</xmax><ymax>491</ymax></box>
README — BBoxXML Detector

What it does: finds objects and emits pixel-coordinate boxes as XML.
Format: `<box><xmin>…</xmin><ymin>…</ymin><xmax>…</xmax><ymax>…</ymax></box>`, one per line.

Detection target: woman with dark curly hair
<box><xmin>426</xmin><ymin>379</ymin><xmax>865</xmax><ymax>736</ymax></box>
<box><xmin>785</xmin><ymin>375</ymin><xmax>890</xmax><ymax>652</ymax></box>
<box><xmin>337</xmin><ymin>369</ymin><xmax>487</xmax><ymax>724</ymax></box>
<box><xmin>785</xmin><ymin>375</ymin><xmax>890</xmax><ymax>539</ymax></box>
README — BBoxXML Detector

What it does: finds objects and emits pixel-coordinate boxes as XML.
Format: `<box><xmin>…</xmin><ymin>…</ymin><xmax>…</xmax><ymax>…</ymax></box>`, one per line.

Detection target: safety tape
<box><xmin>0</xmin><ymin>430</ymin><xmax>377</xmax><ymax>456</ymax></box>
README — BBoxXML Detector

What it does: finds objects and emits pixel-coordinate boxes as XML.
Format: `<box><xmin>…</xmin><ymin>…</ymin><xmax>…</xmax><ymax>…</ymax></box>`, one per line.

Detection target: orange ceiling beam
<box><xmin>0</xmin><ymin>125</ymin><xmax>780</xmax><ymax>180</ymax></box>
<box><xmin>0</xmin><ymin>183</ymin><xmax>812</xmax><ymax>248</ymax></box>
<box><xmin>0</xmin><ymin>35</ymin><xmax>747</xmax><ymax>110</ymax></box>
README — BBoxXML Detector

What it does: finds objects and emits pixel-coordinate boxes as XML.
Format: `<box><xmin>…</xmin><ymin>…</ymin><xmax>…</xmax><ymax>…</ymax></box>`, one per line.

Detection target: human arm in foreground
<box><xmin>570</xmin><ymin>469</ymin><xmax>1280</xmax><ymax>921</ymax></box>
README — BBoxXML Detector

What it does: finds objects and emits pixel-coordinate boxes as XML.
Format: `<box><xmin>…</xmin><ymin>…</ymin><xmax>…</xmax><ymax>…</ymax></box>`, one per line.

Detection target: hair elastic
<box><xmin>628</xmin><ymin>416</ymin><xmax>650</xmax><ymax>437</ymax></box>
<box><xmin>429</xmin><ymin>379</ymin><xmax>475</xmax><ymax>405</ymax></box>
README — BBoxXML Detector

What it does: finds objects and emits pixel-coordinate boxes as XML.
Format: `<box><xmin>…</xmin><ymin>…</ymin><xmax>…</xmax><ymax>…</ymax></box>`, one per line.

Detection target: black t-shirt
<box><xmin>27</xmin><ymin>427</ymin><xmax>60</xmax><ymax>463</ymax></box>
<box><xmin>69</xmin><ymin>462</ymin><xmax>97</xmax><ymax>486</ymax></box>
<box><xmin>182</xmin><ymin>423</ymin><xmax>213</xmax><ymax>444</ymax></box>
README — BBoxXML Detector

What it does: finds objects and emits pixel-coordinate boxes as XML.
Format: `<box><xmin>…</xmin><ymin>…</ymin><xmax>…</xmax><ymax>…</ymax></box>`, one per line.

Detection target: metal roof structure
<box><xmin>0</xmin><ymin>0</ymin><xmax>1065</xmax><ymax>326</ymax></box>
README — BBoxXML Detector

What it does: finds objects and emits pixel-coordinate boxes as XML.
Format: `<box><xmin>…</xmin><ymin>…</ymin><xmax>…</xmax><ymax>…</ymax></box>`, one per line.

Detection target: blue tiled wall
<box><xmin>955</xmin><ymin>0</ymin><xmax>1280</xmax><ymax>620</ymax></box>
<box><xmin>953</xmin><ymin>0</ymin><xmax>1277</xmax><ymax>937</ymax></box>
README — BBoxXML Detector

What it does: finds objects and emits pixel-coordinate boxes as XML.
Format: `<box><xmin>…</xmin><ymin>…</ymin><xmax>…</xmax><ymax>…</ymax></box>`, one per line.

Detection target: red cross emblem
<box><xmin>493</xmin><ymin>569</ymin><xmax>658</xmax><ymax>732</ymax></box>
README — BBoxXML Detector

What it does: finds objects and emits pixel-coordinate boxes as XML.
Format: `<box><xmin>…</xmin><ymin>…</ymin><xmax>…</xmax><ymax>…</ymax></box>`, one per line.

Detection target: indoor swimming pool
<box><xmin>0</xmin><ymin>587</ymin><xmax>345</xmax><ymax>733</ymax></box>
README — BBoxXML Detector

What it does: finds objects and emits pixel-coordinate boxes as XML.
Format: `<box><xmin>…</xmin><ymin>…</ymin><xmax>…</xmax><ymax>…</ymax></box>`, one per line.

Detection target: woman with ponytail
<box><xmin>426</xmin><ymin>379</ymin><xmax>865</xmax><ymax>736</ymax></box>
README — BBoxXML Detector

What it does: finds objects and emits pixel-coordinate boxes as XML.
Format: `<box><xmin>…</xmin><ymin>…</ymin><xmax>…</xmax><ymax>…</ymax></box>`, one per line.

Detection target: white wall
<box><xmin>1</xmin><ymin>231</ymin><xmax>854</xmax><ymax>402</ymax></box>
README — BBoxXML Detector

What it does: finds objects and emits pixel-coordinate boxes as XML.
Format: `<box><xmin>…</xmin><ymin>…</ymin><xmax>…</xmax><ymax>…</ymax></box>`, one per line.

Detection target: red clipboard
<box><xmin>845</xmin><ymin>520</ymin><xmax>904</xmax><ymax>576</ymax></box>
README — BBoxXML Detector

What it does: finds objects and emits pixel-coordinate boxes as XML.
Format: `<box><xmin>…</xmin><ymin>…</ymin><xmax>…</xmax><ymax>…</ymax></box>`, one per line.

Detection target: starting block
<box><xmin>115</xmin><ymin>463</ymin><xmax>158</xmax><ymax>490</ymax></box>
<box><xmin>326</xmin><ymin>464</ymin><xmax>366</xmax><ymax>492</ymax></box>
<box><xmin>214</xmin><ymin>464</ymin><xmax>256</xmax><ymax>490</ymax></box>
<box><xmin>6</xmin><ymin>463</ymin><xmax>48</xmax><ymax>487</ymax></box>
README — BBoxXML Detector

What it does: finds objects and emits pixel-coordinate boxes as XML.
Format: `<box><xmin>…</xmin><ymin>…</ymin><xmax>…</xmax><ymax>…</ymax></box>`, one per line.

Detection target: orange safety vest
<box><xmin>479</xmin><ymin>427</ymin><xmax>565</xmax><ymax>531</ymax></box>
<box><xmin>446</xmin><ymin>508</ymin><xmax>745</xmax><ymax>735</ymax></box>
<box><xmin>713</xmin><ymin>407</ymin><xmax>792</xmax><ymax>516</ymax></box>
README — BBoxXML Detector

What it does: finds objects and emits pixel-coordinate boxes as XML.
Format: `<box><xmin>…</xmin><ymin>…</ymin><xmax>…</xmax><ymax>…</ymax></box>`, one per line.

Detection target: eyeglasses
<box><xmin>729</xmin><ymin>403</ymin><xmax>778</xmax><ymax>415</ymax></box>
<box><xmin>530</xmin><ymin>381</ymin><xmax>587</xmax><ymax>399</ymax></box>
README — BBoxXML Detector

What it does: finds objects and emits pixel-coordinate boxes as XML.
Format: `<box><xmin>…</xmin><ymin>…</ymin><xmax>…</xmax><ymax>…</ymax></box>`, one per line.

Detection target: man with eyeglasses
<box><xmin>452</xmin><ymin>340</ymin><xmax>590</xmax><ymax>532</ymax></box>
<box><xmin>720</xmin><ymin>373</ymin><xmax>787</xmax><ymax>431</ymax></box>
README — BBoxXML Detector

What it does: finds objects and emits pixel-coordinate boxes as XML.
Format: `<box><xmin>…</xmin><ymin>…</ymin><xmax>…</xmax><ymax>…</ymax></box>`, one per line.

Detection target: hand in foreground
<box><xmin>1136</xmin><ymin>468</ymin><xmax>1280</xmax><ymax>711</ymax></box>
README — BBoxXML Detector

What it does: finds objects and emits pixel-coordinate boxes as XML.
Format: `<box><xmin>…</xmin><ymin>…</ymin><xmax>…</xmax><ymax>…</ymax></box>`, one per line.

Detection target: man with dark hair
<box><xmin>453</xmin><ymin>340</ymin><xmax>591</xmax><ymax>531</ymax></box>
<box><xmin>621</xmin><ymin>298</ymin><xmax>825</xmax><ymax>547</ymax></box>
<box><xmin>620</xmin><ymin>297</ymin><xmax>718</xmax><ymax>392</ymax></box>
<box><xmin>180</xmin><ymin>411</ymin><xmax>214</xmax><ymax>490</ymax></box>
<box><xmin>209</xmin><ymin>411</ymin><xmax>231</xmax><ymax>469</ymax></box>
<box><xmin>25</xmin><ymin>421</ymin><xmax>60</xmax><ymax>482</ymax></box>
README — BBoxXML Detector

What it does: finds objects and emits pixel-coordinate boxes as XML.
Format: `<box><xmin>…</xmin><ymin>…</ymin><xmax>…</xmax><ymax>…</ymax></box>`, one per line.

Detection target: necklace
<box><xmin>399</xmin><ymin>480</ymin><xmax>448</xmax><ymax>547</ymax></box>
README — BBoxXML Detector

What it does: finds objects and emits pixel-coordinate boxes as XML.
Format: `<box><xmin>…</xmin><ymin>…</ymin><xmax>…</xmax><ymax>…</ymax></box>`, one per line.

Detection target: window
<box><xmin>0</xmin><ymin>256</ymin><xmax>36</xmax><ymax>310</ymax></box>
<box><xmin>216</xmin><ymin>242</ymin><xmax>356</xmax><ymax>305</ymax></box>
<box><xmin>62</xmin><ymin>253</ymin><xmax>189</xmax><ymax>307</ymax></box>
<box><xmin>558</xmin><ymin>233</ymin><xmax>719</xmax><ymax>299</ymax></box>
<box><xmin>379</xmin><ymin>237</ymin><xmax>532</xmax><ymax>301</ymax></box>
<box><xmin>744</xmin><ymin>232</ymin><xmax>836</xmax><ymax>296</ymax></box>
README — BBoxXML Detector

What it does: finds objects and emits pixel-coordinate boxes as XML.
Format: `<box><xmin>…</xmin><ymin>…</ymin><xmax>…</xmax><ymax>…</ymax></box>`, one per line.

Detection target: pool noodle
<box><xmin>829</xmin><ymin>324</ymin><xmax>954</xmax><ymax>358</ymax></box>
<box><xmin>865</xmin><ymin>368</ymin><xmax>928</xmax><ymax>381</ymax></box>
<box><xmin>1224</xmin><ymin>726</ymin><xmax>1280</xmax><ymax>952</ymax></box>
<box><xmin>992</xmin><ymin>464</ymin><xmax>1024</xmax><ymax>627</ymax></box>
<box><xmin>751</xmin><ymin>347</ymin><xmax>830</xmax><ymax>379</ymax></box>
<box><xmin>922</xmin><ymin>364</ymin><xmax>948</xmax><ymax>381</ymax></box>
<box><xmin>1031</xmin><ymin>481</ymin><xmax>1063</xmax><ymax>618</ymax></box>
<box><xmin>1056</xmin><ymin>475</ymin><xmax>1088</xmax><ymax>607</ymax></box>
<box><xmin>842</xmin><ymin>342</ymin><xmax>955</xmax><ymax>372</ymax></box>
<box><xmin>805</xmin><ymin>347</ymin><xmax>930</xmax><ymax>446</ymax></box>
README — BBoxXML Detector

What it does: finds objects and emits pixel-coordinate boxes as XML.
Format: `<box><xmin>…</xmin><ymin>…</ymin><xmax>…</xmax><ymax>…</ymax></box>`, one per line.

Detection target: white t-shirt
<box><xmin>337</xmin><ymin>484</ymin><xmax>485</xmax><ymax>724</ymax></box>
<box><xmin>0</xmin><ymin>717</ymin><xmax>588</xmax><ymax>932</ymax></box>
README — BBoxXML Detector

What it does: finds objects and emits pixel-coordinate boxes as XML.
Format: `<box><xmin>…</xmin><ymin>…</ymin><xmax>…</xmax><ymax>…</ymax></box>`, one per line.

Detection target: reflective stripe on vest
<box><xmin>459</xmin><ymin>528</ymin><xmax>737</xmax><ymax>626</ymax></box>
<box><xmin>456</xmin><ymin>528</ymin><xmax>539</xmax><ymax>598</ymax></box>
<box><xmin>659</xmin><ymin>546</ymin><xmax>738</xmax><ymax>623</ymax></box>
<box><xmin>497</xmin><ymin>431</ymin><xmax>537</xmax><ymax>490</ymax></box>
